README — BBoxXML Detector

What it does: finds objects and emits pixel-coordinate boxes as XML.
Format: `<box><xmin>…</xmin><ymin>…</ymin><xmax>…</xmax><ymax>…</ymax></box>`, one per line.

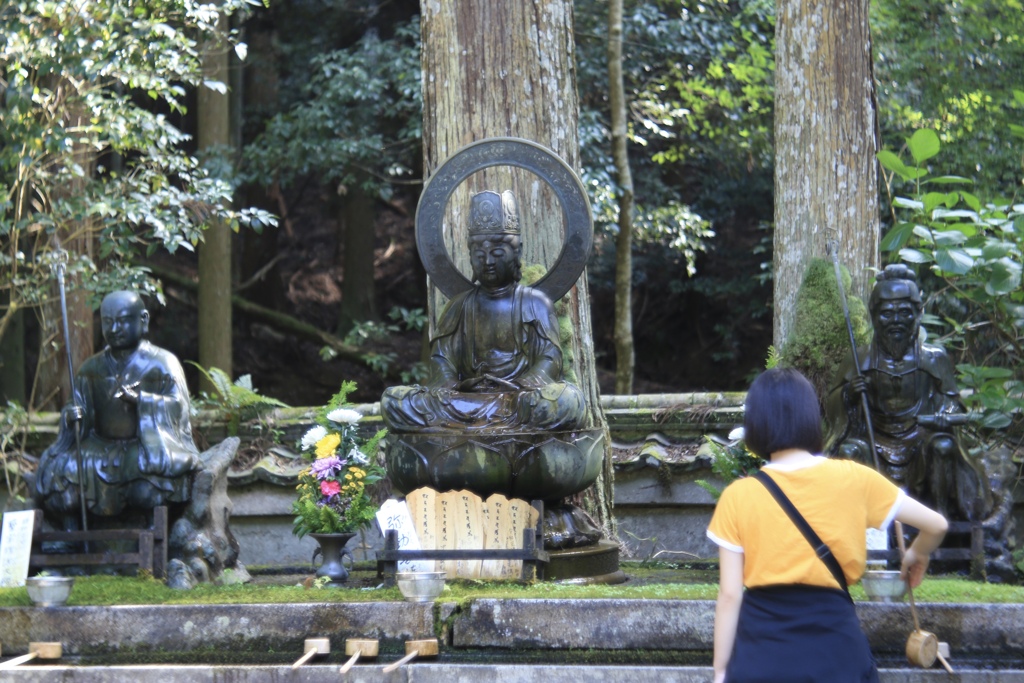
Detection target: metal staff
<box><xmin>53</xmin><ymin>244</ymin><xmax>89</xmax><ymax>536</ymax></box>
<box><xmin>826</xmin><ymin>237</ymin><xmax>883</xmax><ymax>474</ymax></box>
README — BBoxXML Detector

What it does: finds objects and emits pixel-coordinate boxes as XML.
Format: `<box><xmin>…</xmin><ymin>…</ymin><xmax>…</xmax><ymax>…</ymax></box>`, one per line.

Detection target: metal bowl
<box><xmin>396</xmin><ymin>571</ymin><xmax>446</xmax><ymax>603</ymax></box>
<box><xmin>860</xmin><ymin>570</ymin><xmax>907</xmax><ymax>602</ymax></box>
<box><xmin>25</xmin><ymin>575</ymin><xmax>75</xmax><ymax>607</ymax></box>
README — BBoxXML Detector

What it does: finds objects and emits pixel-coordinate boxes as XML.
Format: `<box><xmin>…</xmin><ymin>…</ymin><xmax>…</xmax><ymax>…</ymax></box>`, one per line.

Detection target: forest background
<box><xmin>2</xmin><ymin>0</ymin><xmax>1023</xmax><ymax>417</ymax></box>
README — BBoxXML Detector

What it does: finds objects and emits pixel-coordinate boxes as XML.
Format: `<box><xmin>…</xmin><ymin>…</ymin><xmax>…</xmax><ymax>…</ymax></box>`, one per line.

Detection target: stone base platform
<box><xmin>1</xmin><ymin>599</ymin><xmax>1021</xmax><ymax>677</ymax></box>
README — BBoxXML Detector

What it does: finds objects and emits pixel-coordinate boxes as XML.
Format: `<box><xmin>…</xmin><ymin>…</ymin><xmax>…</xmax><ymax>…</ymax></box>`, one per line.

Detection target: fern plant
<box><xmin>695</xmin><ymin>435</ymin><xmax>765</xmax><ymax>501</ymax></box>
<box><xmin>189</xmin><ymin>364</ymin><xmax>289</xmax><ymax>436</ymax></box>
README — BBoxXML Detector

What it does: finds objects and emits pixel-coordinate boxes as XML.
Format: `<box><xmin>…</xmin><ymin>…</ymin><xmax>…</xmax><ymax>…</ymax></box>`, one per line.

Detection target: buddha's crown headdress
<box><xmin>468</xmin><ymin>190</ymin><xmax>520</xmax><ymax>237</ymax></box>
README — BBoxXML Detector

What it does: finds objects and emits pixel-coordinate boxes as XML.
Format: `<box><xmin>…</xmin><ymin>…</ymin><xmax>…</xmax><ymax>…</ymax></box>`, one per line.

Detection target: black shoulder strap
<box><xmin>753</xmin><ymin>470</ymin><xmax>849</xmax><ymax>595</ymax></box>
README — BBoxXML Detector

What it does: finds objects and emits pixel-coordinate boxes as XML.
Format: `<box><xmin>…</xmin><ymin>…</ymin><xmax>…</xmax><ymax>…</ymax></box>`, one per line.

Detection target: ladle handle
<box><xmin>894</xmin><ymin>521</ymin><xmax>922</xmax><ymax>633</ymax></box>
<box><xmin>937</xmin><ymin>651</ymin><xmax>955</xmax><ymax>674</ymax></box>
<box><xmin>339</xmin><ymin>651</ymin><xmax>360</xmax><ymax>674</ymax></box>
<box><xmin>0</xmin><ymin>652</ymin><xmax>39</xmax><ymax>669</ymax></box>
<box><xmin>291</xmin><ymin>648</ymin><xmax>318</xmax><ymax>670</ymax></box>
<box><xmin>382</xmin><ymin>651</ymin><xmax>417</xmax><ymax>673</ymax></box>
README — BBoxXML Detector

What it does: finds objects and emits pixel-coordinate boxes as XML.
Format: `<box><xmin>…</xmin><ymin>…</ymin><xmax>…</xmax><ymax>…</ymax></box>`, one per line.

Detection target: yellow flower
<box><xmin>315</xmin><ymin>433</ymin><xmax>341</xmax><ymax>458</ymax></box>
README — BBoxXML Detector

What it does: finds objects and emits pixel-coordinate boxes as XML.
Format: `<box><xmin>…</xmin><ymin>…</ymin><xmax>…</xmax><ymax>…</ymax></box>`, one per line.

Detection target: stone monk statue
<box><xmin>381</xmin><ymin>190</ymin><xmax>586</xmax><ymax>433</ymax></box>
<box><xmin>34</xmin><ymin>290</ymin><xmax>201</xmax><ymax>527</ymax></box>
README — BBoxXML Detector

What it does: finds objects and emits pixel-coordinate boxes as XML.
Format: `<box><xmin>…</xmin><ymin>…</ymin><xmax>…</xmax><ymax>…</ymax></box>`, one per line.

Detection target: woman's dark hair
<box><xmin>743</xmin><ymin>367</ymin><xmax>824</xmax><ymax>458</ymax></box>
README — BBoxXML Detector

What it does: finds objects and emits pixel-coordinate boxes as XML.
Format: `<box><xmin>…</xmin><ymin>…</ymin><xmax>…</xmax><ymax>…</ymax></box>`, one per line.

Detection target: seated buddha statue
<box><xmin>381</xmin><ymin>190</ymin><xmax>586</xmax><ymax>433</ymax></box>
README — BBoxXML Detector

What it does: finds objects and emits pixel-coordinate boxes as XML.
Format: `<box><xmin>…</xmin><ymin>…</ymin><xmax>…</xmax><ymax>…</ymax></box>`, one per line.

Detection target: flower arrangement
<box><xmin>292</xmin><ymin>381</ymin><xmax>387</xmax><ymax>537</ymax></box>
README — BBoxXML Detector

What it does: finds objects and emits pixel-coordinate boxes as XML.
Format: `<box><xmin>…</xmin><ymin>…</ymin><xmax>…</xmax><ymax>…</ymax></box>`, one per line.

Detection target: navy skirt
<box><xmin>725</xmin><ymin>585</ymin><xmax>879</xmax><ymax>683</ymax></box>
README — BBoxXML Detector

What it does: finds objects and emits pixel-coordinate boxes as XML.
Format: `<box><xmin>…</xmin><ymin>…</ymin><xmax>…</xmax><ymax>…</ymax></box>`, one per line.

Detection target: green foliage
<box><xmin>873</xmin><ymin>0</ymin><xmax>1024</xmax><ymax>198</ymax></box>
<box><xmin>695</xmin><ymin>435</ymin><xmax>764</xmax><ymax>501</ymax></box>
<box><xmin>878</xmin><ymin>127</ymin><xmax>1024</xmax><ymax>435</ymax></box>
<box><xmin>653</xmin><ymin>3</ymin><xmax>775</xmax><ymax>175</ymax></box>
<box><xmin>389</xmin><ymin>306</ymin><xmax>427</xmax><ymax>332</ymax></box>
<box><xmin>241</xmin><ymin>17</ymin><xmax>422</xmax><ymax>200</ymax></box>
<box><xmin>189</xmin><ymin>365</ymin><xmax>288</xmax><ymax>436</ymax></box>
<box><xmin>0</xmin><ymin>400</ymin><xmax>29</xmax><ymax>496</ymax></box>
<box><xmin>325</xmin><ymin>306</ymin><xmax>427</xmax><ymax>379</ymax></box>
<box><xmin>0</xmin><ymin>0</ymin><xmax>276</xmax><ymax>350</ymax></box>
<box><xmin>576</xmin><ymin>0</ymin><xmax>750</xmax><ymax>267</ymax></box>
<box><xmin>522</xmin><ymin>263</ymin><xmax>577</xmax><ymax>384</ymax></box>
<box><xmin>780</xmin><ymin>259</ymin><xmax>872</xmax><ymax>402</ymax></box>
<box><xmin>575</xmin><ymin>1</ymin><xmax>775</xmax><ymax>384</ymax></box>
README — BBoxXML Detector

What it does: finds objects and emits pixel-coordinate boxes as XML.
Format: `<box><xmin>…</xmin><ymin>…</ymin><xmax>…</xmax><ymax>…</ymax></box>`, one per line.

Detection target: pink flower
<box><xmin>320</xmin><ymin>480</ymin><xmax>341</xmax><ymax>497</ymax></box>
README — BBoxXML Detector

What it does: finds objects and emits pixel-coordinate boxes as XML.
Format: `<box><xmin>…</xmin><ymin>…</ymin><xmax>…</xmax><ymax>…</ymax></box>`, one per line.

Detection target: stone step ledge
<box><xmin>1</xmin><ymin>599</ymin><xmax>1020</xmax><ymax>659</ymax></box>
<box><xmin>0</xmin><ymin>664</ymin><xmax>1020</xmax><ymax>682</ymax></box>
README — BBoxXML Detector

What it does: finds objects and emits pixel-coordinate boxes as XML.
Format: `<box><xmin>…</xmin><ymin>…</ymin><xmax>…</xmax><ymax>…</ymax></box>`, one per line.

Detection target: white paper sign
<box><xmin>376</xmin><ymin>498</ymin><xmax>433</xmax><ymax>572</ymax></box>
<box><xmin>0</xmin><ymin>510</ymin><xmax>35</xmax><ymax>588</ymax></box>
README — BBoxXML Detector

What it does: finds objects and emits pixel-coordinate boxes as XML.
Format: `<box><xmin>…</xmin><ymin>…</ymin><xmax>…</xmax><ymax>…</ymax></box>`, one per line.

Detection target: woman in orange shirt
<box><xmin>708</xmin><ymin>368</ymin><xmax>947</xmax><ymax>682</ymax></box>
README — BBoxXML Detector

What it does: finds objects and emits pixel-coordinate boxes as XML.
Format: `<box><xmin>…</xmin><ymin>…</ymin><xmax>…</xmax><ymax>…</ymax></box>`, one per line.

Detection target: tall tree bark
<box><xmin>773</xmin><ymin>0</ymin><xmax>879</xmax><ymax>349</ymax></box>
<box><xmin>197</xmin><ymin>14</ymin><xmax>234</xmax><ymax>386</ymax></box>
<box><xmin>0</xmin><ymin>293</ymin><xmax>26</xmax><ymax>405</ymax></box>
<box><xmin>238</xmin><ymin>25</ymin><xmax>283</xmax><ymax>311</ymax></box>
<box><xmin>420</xmin><ymin>0</ymin><xmax>614</xmax><ymax>535</ymax></box>
<box><xmin>337</xmin><ymin>178</ymin><xmax>379</xmax><ymax>336</ymax></box>
<box><xmin>608</xmin><ymin>0</ymin><xmax>635</xmax><ymax>396</ymax></box>
<box><xmin>35</xmin><ymin>104</ymin><xmax>95</xmax><ymax>412</ymax></box>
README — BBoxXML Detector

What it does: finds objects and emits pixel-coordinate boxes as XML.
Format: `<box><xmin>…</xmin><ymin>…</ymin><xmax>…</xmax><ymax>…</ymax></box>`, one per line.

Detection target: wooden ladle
<box><xmin>895</xmin><ymin>522</ymin><xmax>953</xmax><ymax>673</ymax></box>
<box><xmin>0</xmin><ymin>642</ymin><xmax>62</xmax><ymax>669</ymax></box>
<box><xmin>291</xmin><ymin>637</ymin><xmax>331</xmax><ymax>669</ymax></box>
<box><xmin>340</xmin><ymin>638</ymin><xmax>379</xmax><ymax>674</ymax></box>
<box><xmin>382</xmin><ymin>638</ymin><xmax>439</xmax><ymax>673</ymax></box>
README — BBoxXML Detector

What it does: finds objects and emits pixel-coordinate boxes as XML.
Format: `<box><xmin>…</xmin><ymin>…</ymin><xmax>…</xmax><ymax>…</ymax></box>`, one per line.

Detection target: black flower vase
<box><xmin>310</xmin><ymin>532</ymin><xmax>357</xmax><ymax>584</ymax></box>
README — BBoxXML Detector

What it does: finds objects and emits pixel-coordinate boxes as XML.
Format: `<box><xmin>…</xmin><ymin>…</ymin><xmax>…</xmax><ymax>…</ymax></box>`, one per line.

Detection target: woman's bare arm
<box><xmin>894</xmin><ymin>496</ymin><xmax>948</xmax><ymax>587</ymax></box>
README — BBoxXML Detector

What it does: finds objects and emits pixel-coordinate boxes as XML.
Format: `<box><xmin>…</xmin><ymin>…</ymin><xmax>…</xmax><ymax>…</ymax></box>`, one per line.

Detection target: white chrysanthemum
<box><xmin>300</xmin><ymin>425</ymin><xmax>328</xmax><ymax>451</ymax></box>
<box><xmin>727</xmin><ymin>427</ymin><xmax>745</xmax><ymax>442</ymax></box>
<box><xmin>349</xmin><ymin>447</ymin><xmax>369</xmax><ymax>465</ymax></box>
<box><xmin>327</xmin><ymin>408</ymin><xmax>363</xmax><ymax>425</ymax></box>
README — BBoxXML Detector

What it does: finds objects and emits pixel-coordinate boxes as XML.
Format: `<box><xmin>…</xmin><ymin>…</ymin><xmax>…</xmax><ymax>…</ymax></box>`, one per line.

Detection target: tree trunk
<box><xmin>197</xmin><ymin>13</ymin><xmax>234</xmax><ymax>386</ymax></box>
<box><xmin>420</xmin><ymin>0</ymin><xmax>614</xmax><ymax>535</ymax></box>
<box><xmin>773</xmin><ymin>0</ymin><xmax>879</xmax><ymax>349</ymax></box>
<box><xmin>34</xmin><ymin>106</ymin><xmax>95</xmax><ymax>413</ymax></box>
<box><xmin>338</xmin><ymin>178</ymin><xmax>379</xmax><ymax>336</ymax></box>
<box><xmin>0</xmin><ymin>292</ymin><xmax>26</xmax><ymax>405</ymax></box>
<box><xmin>237</xmin><ymin>24</ymin><xmax>283</xmax><ymax>311</ymax></box>
<box><xmin>608</xmin><ymin>0</ymin><xmax>634</xmax><ymax>396</ymax></box>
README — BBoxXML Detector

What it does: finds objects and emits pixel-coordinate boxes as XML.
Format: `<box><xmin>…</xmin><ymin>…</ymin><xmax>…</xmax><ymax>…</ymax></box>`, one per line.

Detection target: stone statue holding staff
<box><xmin>34</xmin><ymin>290</ymin><xmax>201</xmax><ymax>527</ymax></box>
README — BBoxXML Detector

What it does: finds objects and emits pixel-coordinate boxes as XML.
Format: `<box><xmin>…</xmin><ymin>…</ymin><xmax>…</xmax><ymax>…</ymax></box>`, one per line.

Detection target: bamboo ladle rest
<box><xmin>382</xmin><ymin>638</ymin><xmax>439</xmax><ymax>672</ymax></box>
<box><xmin>340</xmin><ymin>638</ymin><xmax>379</xmax><ymax>674</ymax></box>
<box><xmin>895</xmin><ymin>521</ymin><xmax>953</xmax><ymax>673</ymax></box>
<box><xmin>0</xmin><ymin>642</ymin><xmax>62</xmax><ymax>669</ymax></box>
<box><xmin>291</xmin><ymin>637</ymin><xmax>331</xmax><ymax>669</ymax></box>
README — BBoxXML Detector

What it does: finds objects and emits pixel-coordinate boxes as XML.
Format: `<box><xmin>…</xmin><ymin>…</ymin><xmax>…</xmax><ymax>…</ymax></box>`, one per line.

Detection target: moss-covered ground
<box><xmin>2</xmin><ymin>561</ymin><xmax>1022</xmax><ymax>607</ymax></box>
